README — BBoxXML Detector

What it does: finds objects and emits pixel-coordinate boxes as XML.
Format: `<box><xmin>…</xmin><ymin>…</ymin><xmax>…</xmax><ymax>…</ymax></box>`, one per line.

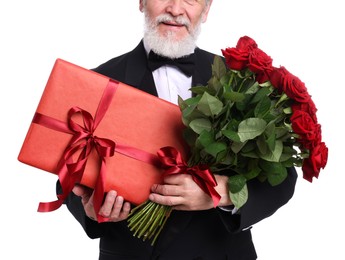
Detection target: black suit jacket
<box><xmin>61</xmin><ymin>41</ymin><xmax>298</xmax><ymax>260</ymax></box>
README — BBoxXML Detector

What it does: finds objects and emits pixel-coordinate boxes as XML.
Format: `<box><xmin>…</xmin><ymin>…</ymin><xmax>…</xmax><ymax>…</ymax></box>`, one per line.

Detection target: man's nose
<box><xmin>165</xmin><ymin>0</ymin><xmax>186</xmax><ymax>17</ymax></box>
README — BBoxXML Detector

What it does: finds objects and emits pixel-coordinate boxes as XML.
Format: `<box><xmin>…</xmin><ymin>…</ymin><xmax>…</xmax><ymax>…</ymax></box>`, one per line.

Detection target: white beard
<box><xmin>143</xmin><ymin>13</ymin><xmax>202</xmax><ymax>59</ymax></box>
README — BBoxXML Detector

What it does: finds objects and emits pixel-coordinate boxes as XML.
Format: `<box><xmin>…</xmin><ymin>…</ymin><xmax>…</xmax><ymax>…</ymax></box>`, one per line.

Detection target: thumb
<box><xmin>72</xmin><ymin>184</ymin><xmax>92</xmax><ymax>197</ymax></box>
<box><xmin>72</xmin><ymin>184</ymin><xmax>86</xmax><ymax>196</ymax></box>
<box><xmin>72</xmin><ymin>184</ymin><xmax>94</xmax><ymax>206</ymax></box>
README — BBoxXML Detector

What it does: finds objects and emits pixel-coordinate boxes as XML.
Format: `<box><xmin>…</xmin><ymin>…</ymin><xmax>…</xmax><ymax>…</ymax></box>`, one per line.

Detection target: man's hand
<box><xmin>72</xmin><ymin>185</ymin><xmax>131</xmax><ymax>222</ymax></box>
<box><xmin>148</xmin><ymin>174</ymin><xmax>233</xmax><ymax>211</ymax></box>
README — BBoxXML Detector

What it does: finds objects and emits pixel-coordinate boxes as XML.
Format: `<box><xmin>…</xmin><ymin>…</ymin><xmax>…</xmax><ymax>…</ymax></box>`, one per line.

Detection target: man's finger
<box><xmin>99</xmin><ymin>190</ymin><xmax>117</xmax><ymax>217</ymax></box>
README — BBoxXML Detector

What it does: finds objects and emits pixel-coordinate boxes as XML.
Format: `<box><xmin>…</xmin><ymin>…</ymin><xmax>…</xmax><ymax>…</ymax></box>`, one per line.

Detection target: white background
<box><xmin>1</xmin><ymin>1</ymin><xmax>343</xmax><ymax>259</ymax></box>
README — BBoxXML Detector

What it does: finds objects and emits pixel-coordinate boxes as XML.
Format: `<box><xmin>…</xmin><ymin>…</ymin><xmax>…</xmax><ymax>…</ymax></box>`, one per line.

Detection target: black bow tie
<box><xmin>147</xmin><ymin>51</ymin><xmax>195</xmax><ymax>77</ymax></box>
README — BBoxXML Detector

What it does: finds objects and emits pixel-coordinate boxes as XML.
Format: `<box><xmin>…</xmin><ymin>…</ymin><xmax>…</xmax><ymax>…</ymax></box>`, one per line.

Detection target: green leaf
<box><xmin>189</xmin><ymin>118</ymin><xmax>212</xmax><ymax>134</ymax></box>
<box><xmin>204</xmin><ymin>142</ymin><xmax>228</xmax><ymax>158</ymax></box>
<box><xmin>241</xmin><ymin>141</ymin><xmax>256</xmax><ymax>153</ymax></box>
<box><xmin>266</xmin><ymin>131</ymin><xmax>276</xmax><ymax>152</ymax></box>
<box><xmin>223</xmin><ymin>91</ymin><xmax>246</xmax><ymax>102</ymax></box>
<box><xmin>267</xmin><ymin>167</ymin><xmax>288</xmax><ymax>186</ymax></box>
<box><xmin>181</xmin><ymin>96</ymin><xmax>200</xmax><ymax>118</ymax></box>
<box><xmin>264</xmin><ymin>123</ymin><xmax>276</xmax><ymax>151</ymax></box>
<box><xmin>228</xmin><ymin>174</ymin><xmax>247</xmax><ymax>193</ymax></box>
<box><xmin>244</xmin><ymin>165</ymin><xmax>261</xmax><ymax>180</ymax></box>
<box><xmin>197</xmin><ymin>92</ymin><xmax>223</xmax><ymax>117</ymax></box>
<box><xmin>198</xmin><ymin>130</ymin><xmax>215</xmax><ymax>148</ymax></box>
<box><xmin>245</xmin><ymin>81</ymin><xmax>260</xmax><ymax>95</ymax></box>
<box><xmin>259</xmin><ymin>160</ymin><xmax>287</xmax><ymax>186</ymax></box>
<box><xmin>259</xmin><ymin>81</ymin><xmax>273</xmax><ymax>87</ymax></box>
<box><xmin>182</xmin><ymin>128</ymin><xmax>197</xmax><ymax>146</ymax></box>
<box><xmin>280</xmin><ymin>146</ymin><xmax>298</xmax><ymax>162</ymax></box>
<box><xmin>254</xmin><ymin>95</ymin><xmax>271</xmax><ymax>118</ymax></box>
<box><xmin>229</xmin><ymin>183</ymin><xmax>248</xmax><ymax>209</ymax></box>
<box><xmin>212</xmin><ymin>56</ymin><xmax>227</xmax><ymax>79</ymax></box>
<box><xmin>189</xmin><ymin>86</ymin><xmax>209</xmax><ymax>95</ymax></box>
<box><xmin>178</xmin><ymin>96</ymin><xmax>187</xmax><ymax>110</ymax></box>
<box><xmin>231</xmin><ymin>141</ymin><xmax>246</xmax><ymax>154</ymax></box>
<box><xmin>276</xmin><ymin>92</ymin><xmax>290</xmax><ymax>107</ymax></box>
<box><xmin>182</xmin><ymin>95</ymin><xmax>201</xmax><ymax>106</ymax></box>
<box><xmin>207</xmin><ymin>76</ymin><xmax>222</xmax><ymax>93</ymax></box>
<box><xmin>238</xmin><ymin>118</ymin><xmax>267</xmax><ymax>142</ymax></box>
<box><xmin>235</xmin><ymin>94</ymin><xmax>251</xmax><ymax>112</ymax></box>
<box><xmin>275</xmin><ymin>127</ymin><xmax>290</xmax><ymax>139</ymax></box>
<box><xmin>259</xmin><ymin>140</ymin><xmax>283</xmax><ymax>162</ymax></box>
<box><xmin>220</xmin><ymin>72</ymin><xmax>232</xmax><ymax>88</ymax></box>
<box><xmin>250</xmin><ymin>87</ymin><xmax>271</xmax><ymax>104</ymax></box>
<box><xmin>218</xmin><ymin>153</ymin><xmax>236</xmax><ymax>166</ymax></box>
<box><xmin>242</xmin><ymin>151</ymin><xmax>261</xmax><ymax>159</ymax></box>
<box><xmin>256</xmin><ymin>135</ymin><xmax>268</xmax><ymax>155</ymax></box>
<box><xmin>222</xmin><ymin>129</ymin><xmax>241</xmax><ymax>142</ymax></box>
<box><xmin>182</xmin><ymin>104</ymin><xmax>197</xmax><ymax>119</ymax></box>
<box><xmin>283</xmin><ymin>106</ymin><xmax>292</xmax><ymax>114</ymax></box>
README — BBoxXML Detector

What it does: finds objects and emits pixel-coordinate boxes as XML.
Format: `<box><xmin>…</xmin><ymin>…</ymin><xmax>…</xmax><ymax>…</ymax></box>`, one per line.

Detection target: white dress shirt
<box><xmin>143</xmin><ymin>40</ymin><xmax>192</xmax><ymax>105</ymax></box>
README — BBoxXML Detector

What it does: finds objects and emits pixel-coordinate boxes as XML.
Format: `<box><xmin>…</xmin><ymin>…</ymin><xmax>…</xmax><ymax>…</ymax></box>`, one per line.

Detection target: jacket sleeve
<box><xmin>217</xmin><ymin>167</ymin><xmax>298</xmax><ymax>232</ymax></box>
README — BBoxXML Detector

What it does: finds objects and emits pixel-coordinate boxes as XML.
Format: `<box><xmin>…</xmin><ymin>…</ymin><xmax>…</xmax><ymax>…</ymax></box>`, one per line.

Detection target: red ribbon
<box><xmin>157</xmin><ymin>146</ymin><xmax>221</xmax><ymax>207</ymax></box>
<box><xmin>36</xmin><ymin>80</ymin><xmax>118</xmax><ymax>222</ymax></box>
<box><xmin>34</xmin><ymin>80</ymin><xmax>161</xmax><ymax>222</ymax></box>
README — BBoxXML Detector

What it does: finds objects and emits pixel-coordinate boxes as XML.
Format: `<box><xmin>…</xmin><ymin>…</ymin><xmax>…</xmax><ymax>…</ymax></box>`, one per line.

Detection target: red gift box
<box><xmin>18</xmin><ymin>59</ymin><xmax>188</xmax><ymax>216</ymax></box>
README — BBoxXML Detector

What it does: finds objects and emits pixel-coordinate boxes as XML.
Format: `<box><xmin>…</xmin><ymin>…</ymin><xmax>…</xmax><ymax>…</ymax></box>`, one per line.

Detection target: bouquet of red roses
<box><xmin>220</xmin><ymin>36</ymin><xmax>328</xmax><ymax>182</ymax></box>
<box><xmin>127</xmin><ymin>36</ymin><xmax>328</xmax><ymax>245</ymax></box>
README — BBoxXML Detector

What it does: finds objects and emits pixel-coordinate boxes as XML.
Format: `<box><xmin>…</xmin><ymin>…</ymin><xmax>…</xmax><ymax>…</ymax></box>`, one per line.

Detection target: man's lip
<box><xmin>161</xmin><ymin>21</ymin><xmax>185</xmax><ymax>27</ymax></box>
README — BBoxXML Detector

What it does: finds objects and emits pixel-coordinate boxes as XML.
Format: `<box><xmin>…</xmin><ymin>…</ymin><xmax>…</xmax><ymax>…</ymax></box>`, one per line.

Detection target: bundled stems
<box><xmin>127</xmin><ymin>200</ymin><xmax>172</xmax><ymax>246</ymax></box>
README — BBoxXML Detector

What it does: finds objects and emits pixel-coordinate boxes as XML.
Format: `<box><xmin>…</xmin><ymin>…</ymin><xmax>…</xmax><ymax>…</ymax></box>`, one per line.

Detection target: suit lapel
<box><xmin>192</xmin><ymin>47</ymin><xmax>215</xmax><ymax>87</ymax></box>
<box><xmin>123</xmin><ymin>41</ymin><xmax>158</xmax><ymax>97</ymax></box>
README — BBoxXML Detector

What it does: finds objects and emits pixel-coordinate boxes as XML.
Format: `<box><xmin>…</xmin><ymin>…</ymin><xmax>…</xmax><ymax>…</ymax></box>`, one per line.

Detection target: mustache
<box><xmin>156</xmin><ymin>14</ymin><xmax>190</xmax><ymax>28</ymax></box>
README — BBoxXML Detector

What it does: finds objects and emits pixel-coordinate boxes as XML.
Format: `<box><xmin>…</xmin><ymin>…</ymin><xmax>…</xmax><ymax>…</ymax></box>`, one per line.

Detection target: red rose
<box><xmin>302</xmin><ymin>142</ymin><xmax>328</xmax><ymax>182</ymax></box>
<box><xmin>221</xmin><ymin>36</ymin><xmax>259</xmax><ymax>71</ymax></box>
<box><xmin>318</xmin><ymin>142</ymin><xmax>329</xmax><ymax>169</ymax></box>
<box><xmin>291</xmin><ymin>110</ymin><xmax>321</xmax><ymax>147</ymax></box>
<box><xmin>248</xmin><ymin>48</ymin><xmax>273</xmax><ymax>83</ymax></box>
<box><xmin>292</xmin><ymin>100</ymin><xmax>318</xmax><ymax>123</ymax></box>
<box><xmin>270</xmin><ymin>67</ymin><xmax>311</xmax><ymax>103</ymax></box>
<box><xmin>236</xmin><ymin>36</ymin><xmax>258</xmax><ymax>51</ymax></box>
<box><xmin>221</xmin><ymin>47</ymin><xmax>249</xmax><ymax>71</ymax></box>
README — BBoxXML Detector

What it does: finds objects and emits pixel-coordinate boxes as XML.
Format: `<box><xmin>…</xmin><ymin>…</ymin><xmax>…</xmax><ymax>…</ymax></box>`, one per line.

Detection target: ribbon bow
<box><xmin>157</xmin><ymin>146</ymin><xmax>221</xmax><ymax>207</ymax></box>
<box><xmin>148</xmin><ymin>51</ymin><xmax>195</xmax><ymax>77</ymax></box>
<box><xmin>37</xmin><ymin>80</ymin><xmax>117</xmax><ymax>222</ymax></box>
<box><xmin>63</xmin><ymin>107</ymin><xmax>115</xmax><ymax>172</ymax></box>
<box><xmin>62</xmin><ymin>107</ymin><xmax>116</xmax><ymax>221</ymax></box>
